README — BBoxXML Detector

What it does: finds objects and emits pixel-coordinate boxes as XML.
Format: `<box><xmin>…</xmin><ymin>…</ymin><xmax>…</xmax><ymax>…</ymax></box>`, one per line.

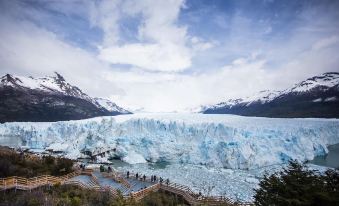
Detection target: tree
<box><xmin>254</xmin><ymin>160</ymin><xmax>339</xmax><ymax>206</ymax></box>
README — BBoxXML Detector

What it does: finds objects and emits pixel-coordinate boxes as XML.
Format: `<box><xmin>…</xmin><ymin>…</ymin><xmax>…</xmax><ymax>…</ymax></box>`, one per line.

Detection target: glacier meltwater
<box><xmin>0</xmin><ymin>113</ymin><xmax>338</xmax><ymax>169</ymax></box>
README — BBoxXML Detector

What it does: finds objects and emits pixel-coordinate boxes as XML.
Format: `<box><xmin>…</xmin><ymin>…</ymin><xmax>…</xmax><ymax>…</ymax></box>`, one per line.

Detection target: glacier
<box><xmin>0</xmin><ymin>113</ymin><xmax>339</xmax><ymax>169</ymax></box>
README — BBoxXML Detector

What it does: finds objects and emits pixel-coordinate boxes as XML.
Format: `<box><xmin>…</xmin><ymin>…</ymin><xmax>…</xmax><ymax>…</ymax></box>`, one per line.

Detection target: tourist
<box><xmin>154</xmin><ymin>175</ymin><xmax>157</xmax><ymax>182</ymax></box>
<box><xmin>151</xmin><ymin>175</ymin><xmax>154</xmax><ymax>182</ymax></box>
<box><xmin>166</xmin><ymin>178</ymin><xmax>169</xmax><ymax>186</ymax></box>
<box><xmin>108</xmin><ymin>166</ymin><xmax>112</xmax><ymax>173</ymax></box>
<box><xmin>127</xmin><ymin>171</ymin><xmax>130</xmax><ymax>178</ymax></box>
<box><xmin>99</xmin><ymin>165</ymin><xmax>104</xmax><ymax>172</ymax></box>
<box><xmin>136</xmin><ymin>173</ymin><xmax>138</xmax><ymax>179</ymax></box>
<box><xmin>143</xmin><ymin>174</ymin><xmax>146</xmax><ymax>181</ymax></box>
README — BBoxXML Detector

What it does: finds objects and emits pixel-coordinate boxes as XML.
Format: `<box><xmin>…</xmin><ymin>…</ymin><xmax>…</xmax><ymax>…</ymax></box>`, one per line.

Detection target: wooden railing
<box><xmin>130</xmin><ymin>183</ymin><xmax>161</xmax><ymax>201</ymax></box>
<box><xmin>102</xmin><ymin>172</ymin><xmax>131</xmax><ymax>189</ymax></box>
<box><xmin>159</xmin><ymin>182</ymin><xmax>253</xmax><ymax>206</ymax></box>
<box><xmin>64</xmin><ymin>178</ymin><xmax>118</xmax><ymax>197</ymax></box>
<box><xmin>0</xmin><ymin>171</ymin><xmax>81</xmax><ymax>191</ymax></box>
<box><xmin>0</xmin><ymin>171</ymin><xmax>119</xmax><ymax>197</ymax></box>
<box><xmin>78</xmin><ymin>170</ymin><xmax>119</xmax><ymax>196</ymax></box>
<box><xmin>80</xmin><ymin>169</ymin><xmax>94</xmax><ymax>175</ymax></box>
<box><xmin>160</xmin><ymin>182</ymin><xmax>199</xmax><ymax>204</ymax></box>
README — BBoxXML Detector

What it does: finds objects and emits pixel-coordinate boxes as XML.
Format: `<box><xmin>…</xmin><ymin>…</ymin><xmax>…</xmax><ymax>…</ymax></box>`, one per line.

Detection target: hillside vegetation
<box><xmin>254</xmin><ymin>161</ymin><xmax>339</xmax><ymax>206</ymax></box>
<box><xmin>0</xmin><ymin>146</ymin><xmax>73</xmax><ymax>178</ymax></box>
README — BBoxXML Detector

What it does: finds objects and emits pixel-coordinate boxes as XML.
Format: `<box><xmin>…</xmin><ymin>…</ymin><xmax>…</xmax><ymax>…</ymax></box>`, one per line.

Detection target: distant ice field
<box><xmin>0</xmin><ymin>113</ymin><xmax>338</xmax><ymax>169</ymax></box>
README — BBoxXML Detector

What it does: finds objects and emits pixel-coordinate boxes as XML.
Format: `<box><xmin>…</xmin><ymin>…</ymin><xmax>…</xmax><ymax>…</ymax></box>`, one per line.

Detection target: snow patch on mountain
<box><xmin>324</xmin><ymin>96</ymin><xmax>338</xmax><ymax>102</ymax></box>
<box><xmin>94</xmin><ymin>98</ymin><xmax>131</xmax><ymax>114</ymax></box>
<box><xmin>287</xmin><ymin>72</ymin><xmax>339</xmax><ymax>93</ymax></box>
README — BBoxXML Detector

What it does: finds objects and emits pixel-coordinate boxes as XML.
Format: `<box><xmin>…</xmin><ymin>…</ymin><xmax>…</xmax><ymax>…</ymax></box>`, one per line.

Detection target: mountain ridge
<box><xmin>201</xmin><ymin>72</ymin><xmax>339</xmax><ymax>118</ymax></box>
<box><xmin>0</xmin><ymin>72</ymin><xmax>131</xmax><ymax>122</ymax></box>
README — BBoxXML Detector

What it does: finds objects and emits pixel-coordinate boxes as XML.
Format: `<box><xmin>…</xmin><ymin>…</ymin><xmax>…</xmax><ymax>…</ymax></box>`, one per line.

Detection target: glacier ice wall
<box><xmin>0</xmin><ymin>113</ymin><xmax>338</xmax><ymax>169</ymax></box>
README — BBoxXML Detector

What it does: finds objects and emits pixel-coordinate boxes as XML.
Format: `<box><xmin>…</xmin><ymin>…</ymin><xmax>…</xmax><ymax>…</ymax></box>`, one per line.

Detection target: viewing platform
<box><xmin>0</xmin><ymin>168</ymin><xmax>252</xmax><ymax>206</ymax></box>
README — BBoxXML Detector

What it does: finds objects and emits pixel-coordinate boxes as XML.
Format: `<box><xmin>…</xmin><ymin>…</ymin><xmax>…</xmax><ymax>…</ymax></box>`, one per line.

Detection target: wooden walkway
<box><xmin>0</xmin><ymin>169</ymin><xmax>252</xmax><ymax>206</ymax></box>
<box><xmin>0</xmin><ymin>171</ymin><xmax>80</xmax><ymax>191</ymax></box>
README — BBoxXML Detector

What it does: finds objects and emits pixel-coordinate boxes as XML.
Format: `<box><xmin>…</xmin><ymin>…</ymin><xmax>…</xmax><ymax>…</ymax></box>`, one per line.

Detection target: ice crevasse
<box><xmin>0</xmin><ymin>113</ymin><xmax>338</xmax><ymax>169</ymax></box>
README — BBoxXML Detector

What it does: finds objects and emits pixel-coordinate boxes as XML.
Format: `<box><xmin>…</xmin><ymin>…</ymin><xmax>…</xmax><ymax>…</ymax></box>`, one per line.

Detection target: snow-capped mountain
<box><xmin>0</xmin><ymin>73</ymin><xmax>130</xmax><ymax>122</ymax></box>
<box><xmin>1</xmin><ymin>73</ymin><xmax>93</xmax><ymax>101</ymax></box>
<box><xmin>94</xmin><ymin>98</ymin><xmax>131</xmax><ymax>114</ymax></box>
<box><xmin>202</xmin><ymin>72</ymin><xmax>339</xmax><ymax>118</ymax></box>
<box><xmin>287</xmin><ymin>72</ymin><xmax>339</xmax><ymax>93</ymax></box>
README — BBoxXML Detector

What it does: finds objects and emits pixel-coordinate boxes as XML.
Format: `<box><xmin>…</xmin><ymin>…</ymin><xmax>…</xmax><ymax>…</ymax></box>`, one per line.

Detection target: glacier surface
<box><xmin>0</xmin><ymin>113</ymin><xmax>339</xmax><ymax>169</ymax></box>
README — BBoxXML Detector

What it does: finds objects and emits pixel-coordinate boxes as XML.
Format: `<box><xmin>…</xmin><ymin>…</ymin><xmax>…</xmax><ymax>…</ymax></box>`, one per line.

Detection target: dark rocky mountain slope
<box><xmin>0</xmin><ymin>73</ymin><xmax>130</xmax><ymax>122</ymax></box>
<box><xmin>202</xmin><ymin>72</ymin><xmax>339</xmax><ymax>118</ymax></box>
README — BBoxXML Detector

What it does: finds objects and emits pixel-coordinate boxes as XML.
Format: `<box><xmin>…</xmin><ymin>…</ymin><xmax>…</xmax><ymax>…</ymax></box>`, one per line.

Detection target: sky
<box><xmin>0</xmin><ymin>0</ymin><xmax>339</xmax><ymax>112</ymax></box>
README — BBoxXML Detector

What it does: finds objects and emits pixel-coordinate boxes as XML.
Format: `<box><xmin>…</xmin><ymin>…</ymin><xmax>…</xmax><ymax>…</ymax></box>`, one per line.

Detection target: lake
<box><xmin>310</xmin><ymin>143</ymin><xmax>339</xmax><ymax>168</ymax></box>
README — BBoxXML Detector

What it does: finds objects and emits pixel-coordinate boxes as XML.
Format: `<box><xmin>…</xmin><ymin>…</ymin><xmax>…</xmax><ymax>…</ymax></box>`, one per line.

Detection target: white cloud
<box><xmin>190</xmin><ymin>37</ymin><xmax>216</xmax><ymax>51</ymax></box>
<box><xmin>88</xmin><ymin>0</ymin><xmax>121</xmax><ymax>46</ymax></box>
<box><xmin>312</xmin><ymin>35</ymin><xmax>339</xmax><ymax>51</ymax></box>
<box><xmin>90</xmin><ymin>0</ymin><xmax>196</xmax><ymax>72</ymax></box>
<box><xmin>0</xmin><ymin>15</ymin><xmax>123</xmax><ymax>98</ymax></box>
<box><xmin>102</xmin><ymin>55</ymin><xmax>275</xmax><ymax>112</ymax></box>
<box><xmin>99</xmin><ymin>43</ymin><xmax>191</xmax><ymax>72</ymax></box>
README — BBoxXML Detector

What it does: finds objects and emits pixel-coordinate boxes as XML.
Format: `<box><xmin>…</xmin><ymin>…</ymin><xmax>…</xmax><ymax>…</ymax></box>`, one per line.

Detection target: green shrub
<box><xmin>0</xmin><ymin>147</ymin><xmax>74</xmax><ymax>177</ymax></box>
<box><xmin>71</xmin><ymin>196</ymin><xmax>81</xmax><ymax>206</ymax></box>
<box><xmin>254</xmin><ymin>160</ymin><xmax>339</xmax><ymax>206</ymax></box>
<box><xmin>139</xmin><ymin>191</ymin><xmax>188</xmax><ymax>206</ymax></box>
